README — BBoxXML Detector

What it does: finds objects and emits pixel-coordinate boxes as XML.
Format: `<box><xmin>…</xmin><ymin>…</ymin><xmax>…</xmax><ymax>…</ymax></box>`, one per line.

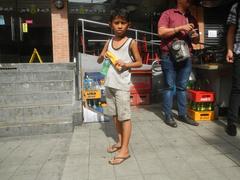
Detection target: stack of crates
<box><xmin>187</xmin><ymin>90</ymin><xmax>215</xmax><ymax>121</ymax></box>
<box><xmin>130</xmin><ymin>70</ymin><xmax>152</xmax><ymax>106</ymax></box>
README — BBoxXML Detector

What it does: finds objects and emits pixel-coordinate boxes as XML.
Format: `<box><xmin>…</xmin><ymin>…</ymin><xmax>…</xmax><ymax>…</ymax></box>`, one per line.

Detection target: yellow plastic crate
<box><xmin>83</xmin><ymin>90</ymin><xmax>101</xmax><ymax>100</ymax></box>
<box><xmin>188</xmin><ymin>109</ymin><xmax>215</xmax><ymax>121</ymax></box>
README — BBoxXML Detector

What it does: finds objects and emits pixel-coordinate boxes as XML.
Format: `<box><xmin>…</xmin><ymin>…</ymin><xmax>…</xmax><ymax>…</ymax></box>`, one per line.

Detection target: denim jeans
<box><xmin>228</xmin><ymin>56</ymin><xmax>240</xmax><ymax>124</ymax></box>
<box><xmin>161</xmin><ymin>54</ymin><xmax>192</xmax><ymax>117</ymax></box>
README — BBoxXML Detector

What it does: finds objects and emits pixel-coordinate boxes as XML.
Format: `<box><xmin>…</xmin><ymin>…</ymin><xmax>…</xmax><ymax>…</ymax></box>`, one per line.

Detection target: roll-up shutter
<box><xmin>204</xmin><ymin>4</ymin><xmax>233</xmax><ymax>61</ymax></box>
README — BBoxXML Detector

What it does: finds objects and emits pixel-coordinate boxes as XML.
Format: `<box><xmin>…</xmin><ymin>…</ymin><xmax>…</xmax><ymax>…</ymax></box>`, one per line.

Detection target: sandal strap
<box><xmin>112</xmin><ymin>144</ymin><xmax>121</xmax><ymax>149</ymax></box>
<box><xmin>114</xmin><ymin>155</ymin><xmax>131</xmax><ymax>160</ymax></box>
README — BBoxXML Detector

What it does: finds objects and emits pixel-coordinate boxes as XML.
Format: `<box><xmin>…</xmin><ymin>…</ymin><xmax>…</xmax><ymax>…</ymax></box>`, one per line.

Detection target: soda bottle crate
<box><xmin>187</xmin><ymin>90</ymin><xmax>215</xmax><ymax>103</ymax></box>
<box><xmin>130</xmin><ymin>73</ymin><xmax>152</xmax><ymax>93</ymax></box>
<box><xmin>188</xmin><ymin>108</ymin><xmax>215</xmax><ymax>121</ymax></box>
<box><xmin>130</xmin><ymin>92</ymin><xmax>150</xmax><ymax>106</ymax></box>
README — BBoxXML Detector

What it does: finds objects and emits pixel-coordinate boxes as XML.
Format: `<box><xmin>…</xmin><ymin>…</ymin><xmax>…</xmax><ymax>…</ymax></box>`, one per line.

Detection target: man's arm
<box><xmin>158</xmin><ymin>24</ymin><xmax>195</xmax><ymax>38</ymax></box>
<box><xmin>226</xmin><ymin>25</ymin><xmax>237</xmax><ymax>63</ymax></box>
<box><xmin>157</xmin><ymin>11</ymin><xmax>195</xmax><ymax>38</ymax></box>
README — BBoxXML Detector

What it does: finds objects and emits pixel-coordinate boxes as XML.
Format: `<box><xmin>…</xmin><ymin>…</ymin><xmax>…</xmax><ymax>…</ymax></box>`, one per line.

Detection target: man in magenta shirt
<box><xmin>158</xmin><ymin>0</ymin><xmax>199</xmax><ymax>128</ymax></box>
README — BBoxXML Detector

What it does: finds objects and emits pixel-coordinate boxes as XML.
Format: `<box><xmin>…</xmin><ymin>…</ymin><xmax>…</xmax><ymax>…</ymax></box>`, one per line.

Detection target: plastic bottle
<box><xmin>93</xmin><ymin>100</ymin><xmax>97</xmax><ymax>110</ymax></box>
<box><xmin>87</xmin><ymin>99</ymin><xmax>92</xmax><ymax>107</ymax></box>
<box><xmin>88</xmin><ymin>78</ymin><xmax>94</xmax><ymax>90</ymax></box>
<box><xmin>98</xmin><ymin>102</ymin><xmax>104</xmax><ymax>113</ymax></box>
<box><xmin>101</xmin><ymin>59</ymin><xmax>111</xmax><ymax>76</ymax></box>
<box><xmin>95</xmin><ymin>80</ymin><xmax>100</xmax><ymax>90</ymax></box>
<box><xmin>84</xmin><ymin>75</ymin><xmax>89</xmax><ymax>90</ymax></box>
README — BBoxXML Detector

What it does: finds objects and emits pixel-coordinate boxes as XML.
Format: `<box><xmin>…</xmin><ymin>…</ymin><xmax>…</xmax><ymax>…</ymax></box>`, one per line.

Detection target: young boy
<box><xmin>97</xmin><ymin>9</ymin><xmax>142</xmax><ymax>165</ymax></box>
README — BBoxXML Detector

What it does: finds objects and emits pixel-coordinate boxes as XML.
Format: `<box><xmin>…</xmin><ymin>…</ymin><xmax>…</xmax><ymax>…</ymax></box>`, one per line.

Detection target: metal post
<box><xmin>81</xmin><ymin>20</ymin><xmax>86</xmax><ymax>54</ymax></box>
<box><xmin>75</xmin><ymin>20</ymin><xmax>80</xmax><ymax>101</ymax></box>
<box><xmin>135</xmin><ymin>30</ymin><xmax>138</xmax><ymax>41</ymax></box>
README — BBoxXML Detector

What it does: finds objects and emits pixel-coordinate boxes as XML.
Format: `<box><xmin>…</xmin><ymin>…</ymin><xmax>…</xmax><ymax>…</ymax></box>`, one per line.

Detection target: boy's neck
<box><xmin>114</xmin><ymin>35</ymin><xmax>127</xmax><ymax>41</ymax></box>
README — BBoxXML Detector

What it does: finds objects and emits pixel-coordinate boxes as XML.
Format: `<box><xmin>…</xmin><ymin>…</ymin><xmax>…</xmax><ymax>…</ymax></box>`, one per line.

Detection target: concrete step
<box><xmin>0</xmin><ymin>91</ymin><xmax>73</xmax><ymax>107</ymax></box>
<box><xmin>0</xmin><ymin>119</ymin><xmax>73</xmax><ymax>137</ymax></box>
<box><xmin>0</xmin><ymin>63</ymin><xmax>76</xmax><ymax>72</ymax></box>
<box><xmin>0</xmin><ymin>104</ymin><xmax>73</xmax><ymax>123</ymax></box>
<box><xmin>0</xmin><ymin>80</ymin><xmax>74</xmax><ymax>95</ymax></box>
<box><xmin>0</xmin><ymin>71</ymin><xmax>74</xmax><ymax>83</ymax></box>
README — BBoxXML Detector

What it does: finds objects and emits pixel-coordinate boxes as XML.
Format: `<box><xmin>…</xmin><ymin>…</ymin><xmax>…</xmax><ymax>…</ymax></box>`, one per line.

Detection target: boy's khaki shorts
<box><xmin>105</xmin><ymin>87</ymin><xmax>131</xmax><ymax>121</ymax></box>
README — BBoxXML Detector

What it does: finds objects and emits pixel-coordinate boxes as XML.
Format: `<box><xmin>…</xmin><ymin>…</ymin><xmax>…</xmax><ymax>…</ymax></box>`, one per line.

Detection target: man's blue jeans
<box><xmin>161</xmin><ymin>54</ymin><xmax>192</xmax><ymax>118</ymax></box>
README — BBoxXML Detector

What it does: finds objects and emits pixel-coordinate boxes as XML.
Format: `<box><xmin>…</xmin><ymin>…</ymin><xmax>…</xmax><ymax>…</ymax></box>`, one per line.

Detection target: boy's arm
<box><xmin>119</xmin><ymin>40</ymin><xmax>142</xmax><ymax>68</ymax></box>
<box><xmin>97</xmin><ymin>40</ymin><xmax>109</xmax><ymax>64</ymax></box>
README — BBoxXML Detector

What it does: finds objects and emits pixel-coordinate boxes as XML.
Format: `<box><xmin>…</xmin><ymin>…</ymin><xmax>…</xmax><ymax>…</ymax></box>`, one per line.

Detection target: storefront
<box><xmin>0</xmin><ymin>0</ymin><xmax>53</xmax><ymax>63</ymax></box>
<box><xmin>0</xmin><ymin>0</ymin><xmax>70</xmax><ymax>63</ymax></box>
<box><xmin>0</xmin><ymin>0</ymin><xmax>237</xmax><ymax>64</ymax></box>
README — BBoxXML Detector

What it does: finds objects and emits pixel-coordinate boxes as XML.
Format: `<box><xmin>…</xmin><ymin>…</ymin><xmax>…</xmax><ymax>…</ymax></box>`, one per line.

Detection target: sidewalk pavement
<box><xmin>1</xmin><ymin>104</ymin><xmax>240</xmax><ymax>180</ymax></box>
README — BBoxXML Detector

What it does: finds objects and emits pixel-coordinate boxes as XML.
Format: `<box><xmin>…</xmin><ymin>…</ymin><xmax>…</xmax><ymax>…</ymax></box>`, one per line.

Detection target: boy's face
<box><xmin>110</xmin><ymin>16</ymin><xmax>129</xmax><ymax>37</ymax></box>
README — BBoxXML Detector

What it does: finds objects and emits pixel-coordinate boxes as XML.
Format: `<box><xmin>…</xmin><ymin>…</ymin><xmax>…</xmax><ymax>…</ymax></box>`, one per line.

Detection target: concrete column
<box><xmin>191</xmin><ymin>5</ymin><xmax>205</xmax><ymax>49</ymax></box>
<box><xmin>51</xmin><ymin>0</ymin><xmax>70</xmax><ymax>63</ymax></box>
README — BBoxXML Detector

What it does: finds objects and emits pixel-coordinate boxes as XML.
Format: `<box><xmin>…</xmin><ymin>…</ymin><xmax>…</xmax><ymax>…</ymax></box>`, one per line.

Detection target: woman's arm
<box><xmin>97</xmin><ymin>40</ymin><xmax>109</xmax><ymax>64</ymax></box>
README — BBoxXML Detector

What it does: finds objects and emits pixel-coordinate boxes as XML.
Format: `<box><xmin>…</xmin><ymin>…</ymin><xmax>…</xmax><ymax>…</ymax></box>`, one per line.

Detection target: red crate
<box><xmin>130</xmin><ymin>93</ymin><xmax>150</xmax><ymax>106</ymax></box>
<box><xmin>188</xmin><ymin>90</ymin><xmax>215</xmax><ymax>103</ymax></box>
<box><xmin>130</xmin><ymin>74</ymin><xmax>152</xmax><ymax>93</ymax></box>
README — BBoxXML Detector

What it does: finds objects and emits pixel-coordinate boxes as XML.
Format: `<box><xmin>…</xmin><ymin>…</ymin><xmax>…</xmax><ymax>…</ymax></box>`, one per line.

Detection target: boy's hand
<box><xmin>116</xmin><ymin>59</ymin><xmax>128</xmax><ymax>68</ymax></box>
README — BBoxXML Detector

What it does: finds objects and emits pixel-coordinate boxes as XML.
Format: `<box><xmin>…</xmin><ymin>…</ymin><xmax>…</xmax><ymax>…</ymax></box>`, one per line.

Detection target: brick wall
<box><xmin>51</xmin><ymin>0</ymin><xmax>70</xmax><ymax>63</ymax></box>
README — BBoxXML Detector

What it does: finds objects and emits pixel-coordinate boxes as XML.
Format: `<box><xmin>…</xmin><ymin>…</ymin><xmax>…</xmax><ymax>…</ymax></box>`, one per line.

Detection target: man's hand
<box><xmin>226</xmin><ymin>49</ymin><xmax>234</xmax><ymax>63</ymax></box>
<box><xmin>189</xmin><ymin>29</ymin><xmax>199</xmax><ymax>39</ymax></box>
<box><xmin>179</xmin><ymin>23</ymin><xmax>194</xmax><ymax>33</ymax></box>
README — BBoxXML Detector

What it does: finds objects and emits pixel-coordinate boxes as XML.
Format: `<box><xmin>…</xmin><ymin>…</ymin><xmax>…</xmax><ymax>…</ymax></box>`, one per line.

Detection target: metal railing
<box><xmin>74</xmin><ymin>18</ymin><xmax>161</xmax><ymax>56</ymax></box>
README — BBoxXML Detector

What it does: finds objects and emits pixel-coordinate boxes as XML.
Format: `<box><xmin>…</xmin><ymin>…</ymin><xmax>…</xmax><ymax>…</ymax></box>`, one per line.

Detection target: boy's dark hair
<box><xmin>110</xmin><ymin>9</ymin><xmax>130</xmax><ymax>22</ymax></box>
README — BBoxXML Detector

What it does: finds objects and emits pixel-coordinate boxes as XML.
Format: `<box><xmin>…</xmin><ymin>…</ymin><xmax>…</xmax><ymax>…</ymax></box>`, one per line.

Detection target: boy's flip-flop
<box><xmin>107</xmin><ymin>144</ymin><xmax>121</xmax><ymax>153</ymax></box>
<box><xmin>108</xmin><ymin>155</ymin><xmax>131</xmax><ymax>165</ymax></box>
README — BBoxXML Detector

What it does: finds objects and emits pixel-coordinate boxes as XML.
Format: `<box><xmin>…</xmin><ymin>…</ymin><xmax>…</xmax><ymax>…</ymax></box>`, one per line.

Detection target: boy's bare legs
<box><xmin>107</xmin><ymin>116</ymin><xmax>122</xmax><ymax>152</ymax></box>
<box><xmin>109</xmin><ymin>119</ymin><xmax>132</xmax><ymax>164</ymax></box>
<box><xmin>119</xmin><ymin>119</ymin><xmax>132</xmax><ymax>155</ymax></box>
<box><xmin>114</xmin><ymin>116</ymin><xmax>123</xmax><ymax>146</ymax></box>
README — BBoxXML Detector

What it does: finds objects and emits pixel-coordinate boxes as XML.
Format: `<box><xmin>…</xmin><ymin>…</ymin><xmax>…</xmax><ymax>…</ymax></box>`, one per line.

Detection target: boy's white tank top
<box><xmin>104</xmin><ymin>38</ymin><xmax>133</xmax><ymax>91</ymax></box>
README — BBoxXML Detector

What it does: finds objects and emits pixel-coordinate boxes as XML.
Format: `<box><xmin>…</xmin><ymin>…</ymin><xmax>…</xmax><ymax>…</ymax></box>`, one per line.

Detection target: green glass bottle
<box><xmin>200</xmin><ymin>103</ymin><xmax>205</xmax><ymax>111</ymax></box>
<box><xmin>210</xmin><ymin>103</ymin><xmax>214</xmax><ymax>111</ymax></box>
<box><xmin>197</xmin><ymin>103</ymin><xmax>201</xmax><ymax>111</ymax></box>
<box><xmin>192</xmin><ymin>102</ymin><xmax>197</xmax><ymax>111</ymax></box>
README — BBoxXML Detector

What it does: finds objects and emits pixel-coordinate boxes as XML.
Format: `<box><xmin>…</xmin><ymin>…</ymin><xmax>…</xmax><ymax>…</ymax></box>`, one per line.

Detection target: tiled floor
<box><xmin>0</xmin><ymin>133</ymin><xmax>72</xmax><ymax>180</ymax></box>
<box><xmin>1</xmin><ymin>104</ymin><xmax>240</xmax><ymax>180</ymax></box>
